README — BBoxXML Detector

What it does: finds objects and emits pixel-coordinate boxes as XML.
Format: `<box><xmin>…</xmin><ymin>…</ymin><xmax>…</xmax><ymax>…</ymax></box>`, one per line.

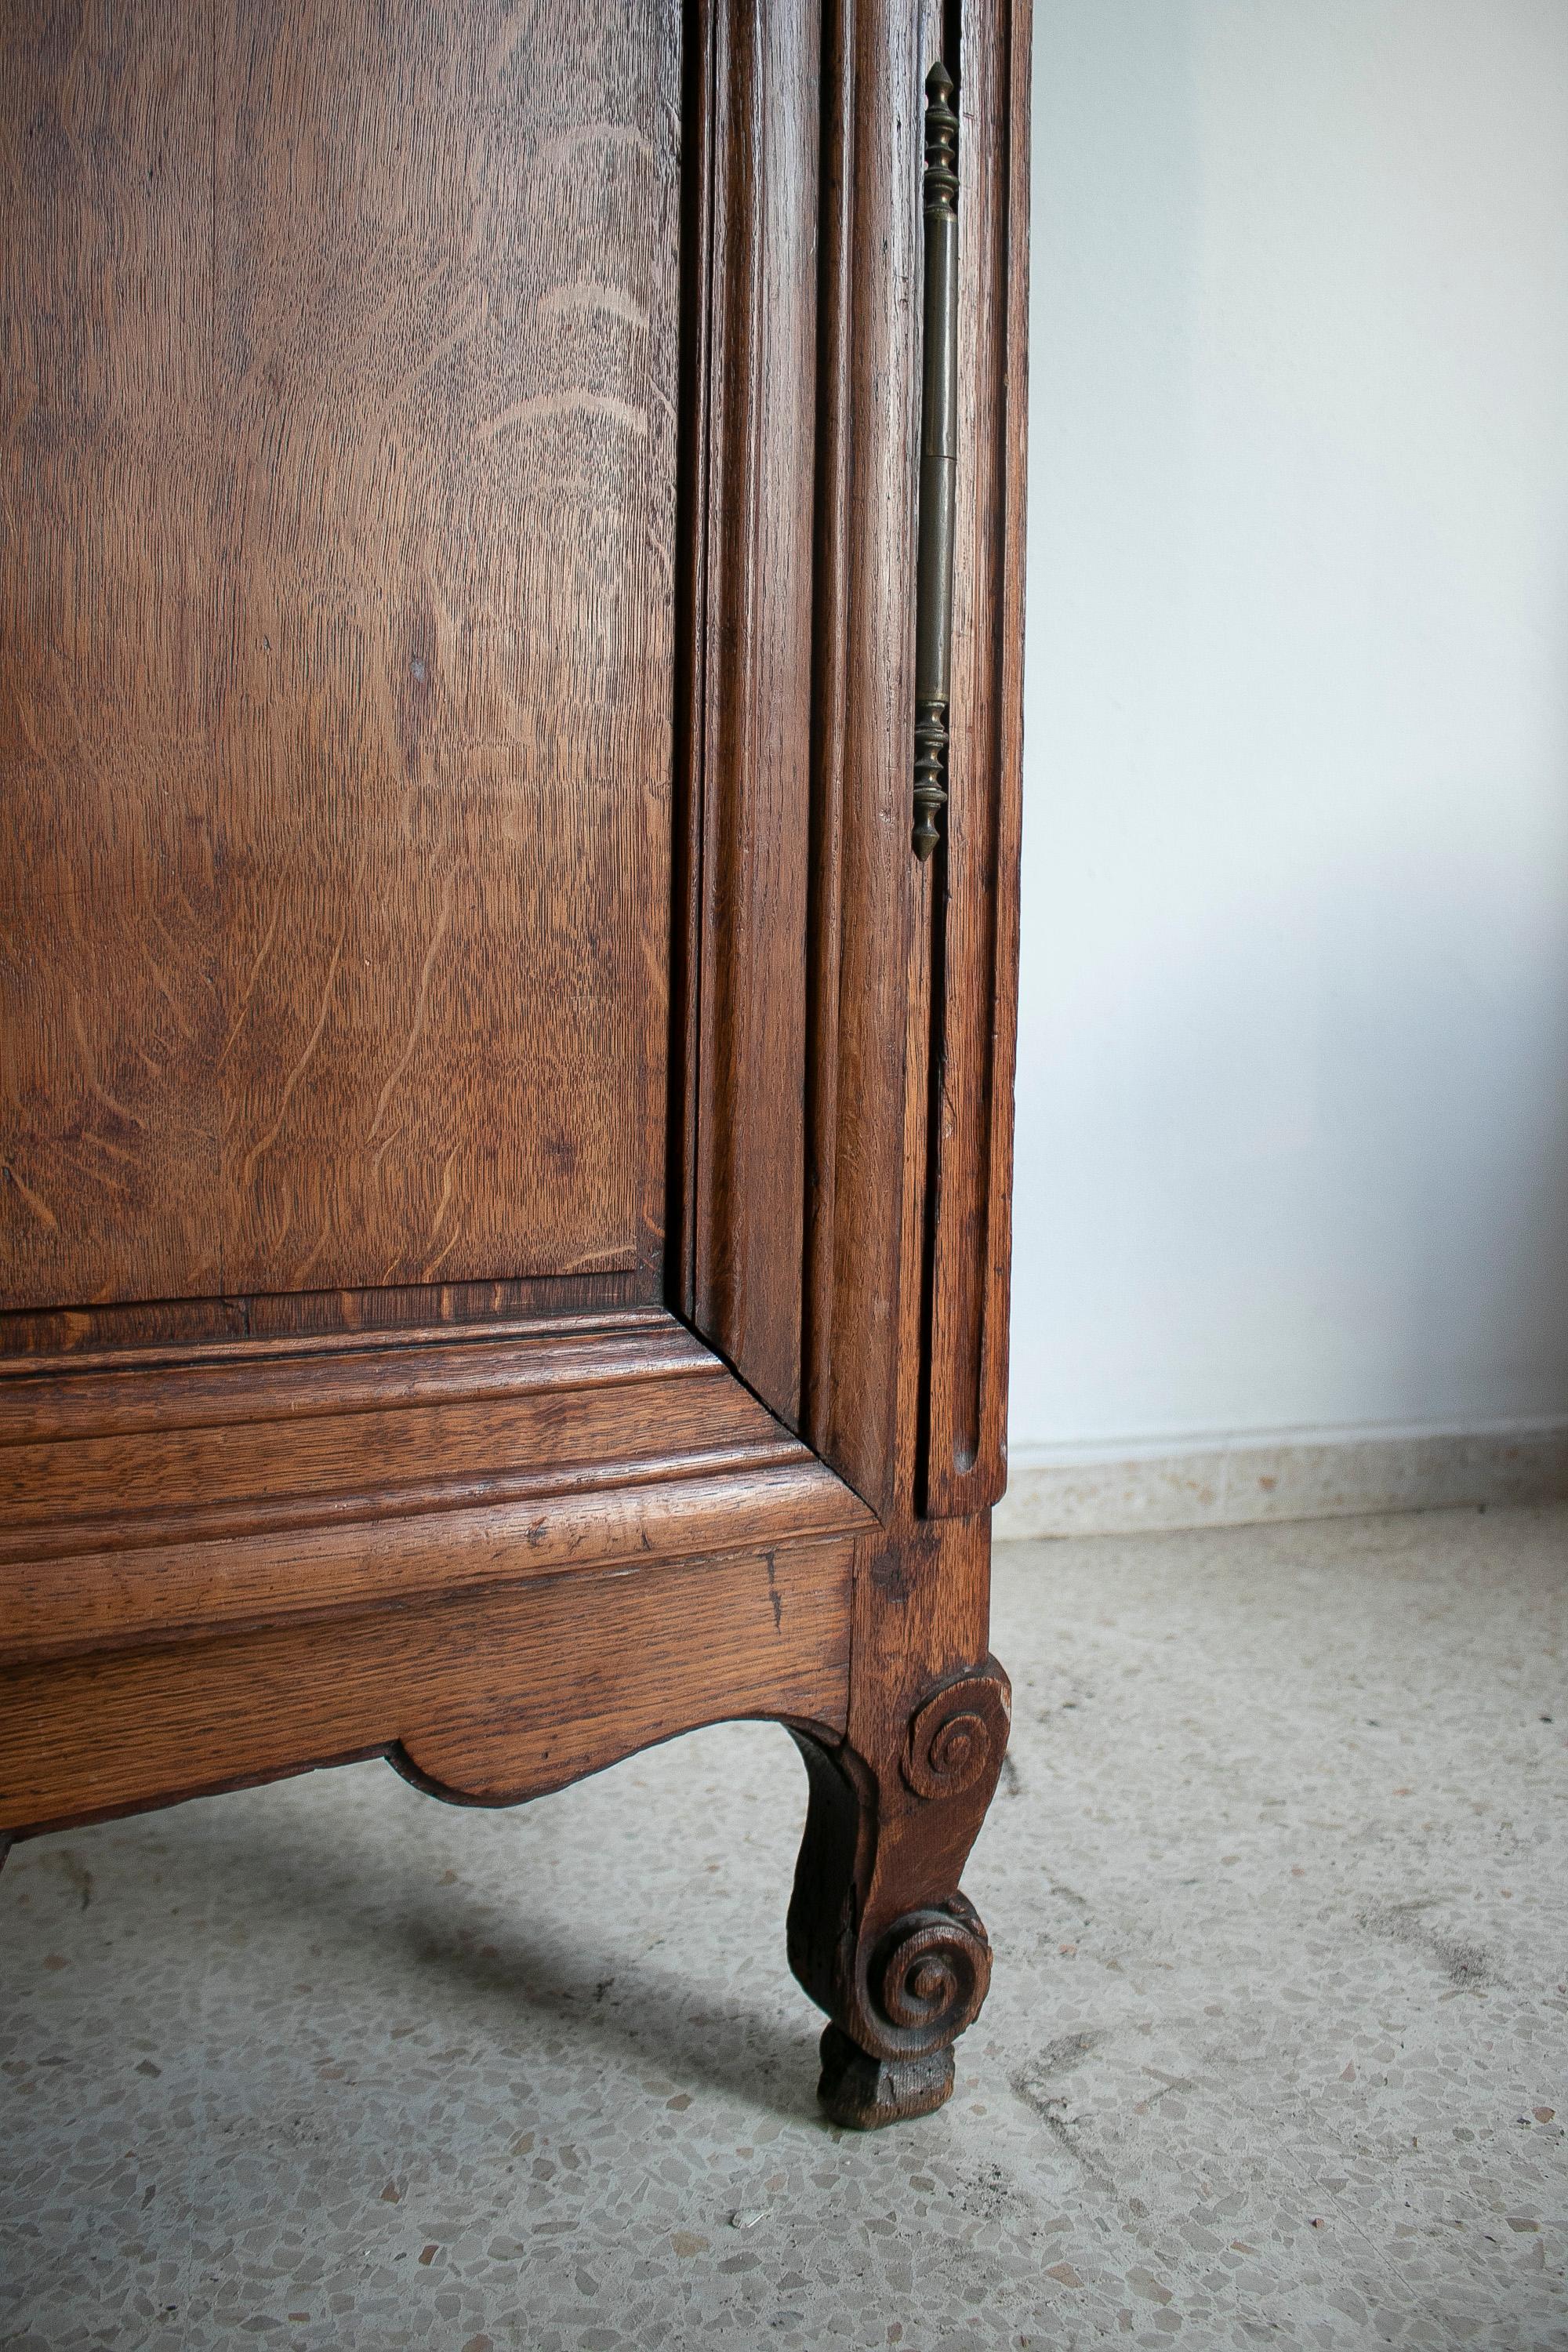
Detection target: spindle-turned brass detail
<box><xmin>913</xmin><ymin>60</ymin><xmax>959</xmax><ymax>860</ymax></box>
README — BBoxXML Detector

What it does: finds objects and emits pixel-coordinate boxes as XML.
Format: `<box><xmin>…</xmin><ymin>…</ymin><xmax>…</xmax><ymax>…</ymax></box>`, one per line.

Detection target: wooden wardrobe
<box><xmin>0</xmin><ymin>0</ymin><xmax>1029</xmax><ymax>2129</ymax></box>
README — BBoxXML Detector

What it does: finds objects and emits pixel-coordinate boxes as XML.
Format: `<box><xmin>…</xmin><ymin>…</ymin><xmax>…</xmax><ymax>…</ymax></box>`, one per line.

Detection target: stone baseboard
<box><xmin>994</xmin><ymin>1420</ymin><xmax>1568</xmax><ymax>1540</ymax></box>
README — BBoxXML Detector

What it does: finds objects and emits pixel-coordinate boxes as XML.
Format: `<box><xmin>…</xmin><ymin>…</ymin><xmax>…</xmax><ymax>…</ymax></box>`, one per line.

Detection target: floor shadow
<box><xmin>7</xmin><ymin>1763</ymin><xmax>829</xmax><ymax>2132</ymax></box>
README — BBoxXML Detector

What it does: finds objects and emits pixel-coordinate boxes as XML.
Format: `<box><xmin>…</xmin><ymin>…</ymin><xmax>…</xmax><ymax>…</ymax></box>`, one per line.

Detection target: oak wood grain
<box><xmin>0</xmin><ymin>0</ymin><xmax>1033</xmax><ymax>2129</ymax></box>
<box><xmin>0</xmin><ymin>1308</ymin><xmax>875</xmax><ymax>1661</ymax></box>
<box><xmin>2</xmin><ymin>0</ymin><xmax>681</xmax><ymax>1313</ymax></box>
<box><xmin>672</xmin><ymin>0</ymin><xmax>1029</xmax><ymax>1535</ymax></box>
<box><xmin>780</xmin><ymin>0</ymin><xmax>1030</xmax><ymax>2123</ymax></box>
<box><xmin>0</xmin><ymin>1457</ymin><xmax>869</xmax><ymax>1669</ymax></box>
<box><xmin>680</xmin><ymin>0</ymin><xmax>820</xmax><ymax>1428</ymax></box>
<box><xmin>798</xmin><ymin>0</ymin><xmax>928</xmax><ymax>1515</ymax></box>
<box><xmin>1</xmin><ymin>0</ymin><xmax>222</xmax><ymax>1306</ymax></box>
<box><xmin>0</xmin><ymin>1310</ymin><xmax>710</xmax><ymax>1445</ymax></box>
<box><xmin>0</xmin><ymin>1341</ymin><xmax>782</xmax><ymax>1536</ymax></box>
<box><xmin>920</xmin><ymin>0</ymin><xmax>1031</xmax><ymax>1515</ymax></box>
<box><xmin>0</xmin><ymin>1269</ymin><xmax>656</xmax><ymax>1361</ymax></box>
<box><xmin>0</xmin><ymin>1536</ymin><xmax>855</xmax><ymax>1835</ymax></box>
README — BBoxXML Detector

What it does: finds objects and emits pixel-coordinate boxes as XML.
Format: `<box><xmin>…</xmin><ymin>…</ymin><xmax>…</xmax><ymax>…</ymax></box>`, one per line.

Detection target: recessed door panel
<box><xmin>1</xmin><ymin>0</ymin><xmax>680</xmax><ymax>1311</ymax></box>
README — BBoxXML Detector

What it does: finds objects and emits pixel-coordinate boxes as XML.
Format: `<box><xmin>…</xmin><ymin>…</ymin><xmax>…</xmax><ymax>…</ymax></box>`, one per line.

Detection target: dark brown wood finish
<box><xmin>920</xmin><ymin>0</ymin><xmax>1032</xmax><ymax>1516</ymax></box>
<box><xmin>3</xmin><ymin>0</ymin><xmax>679</xmax><ymax>1316</ymax></box>
<box><xmin>0</xmin><ymin>1271</ymin><xmax>655</xmax><ymax>1359</ymax></box>
<box><xmin>798</xmin><ymin>0</ymin><xmax>932</xmax><ymax>1515</ymax></box>
<box><xmin>0</xmin><ymin>1312</ymin><xmax>875</xmax><ymax>1660</ymax></box>
<box><xmin>2</xmin><ymin>2</ymin><xmax>218</xmax><ymax>1308</ymax></box>
<box><xmin>2</xmin><ymin>1537</ymin><xmax>857</xmax><ymax>1836</ymax></box>
<box><xmin>678</xmin><ymin>0</ymin><xmax>820</xmax><ymax>1428</ymax></box>
<box><xmin>0</xmin><ymin>0</ymin><xmax>1032</xmax><ymax>2133</ymax></box>
<box><xmin>785</xmin><ymin>0</ymin><xmax>1032</xmax><ymax>2124</ymax></box>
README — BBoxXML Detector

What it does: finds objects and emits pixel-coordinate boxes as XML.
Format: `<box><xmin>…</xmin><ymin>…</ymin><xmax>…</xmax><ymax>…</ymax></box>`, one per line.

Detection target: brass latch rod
<box><xmin>912</xmin><ymin>60</ymin><xmax>959</xmax><ymax>861</ymax></box>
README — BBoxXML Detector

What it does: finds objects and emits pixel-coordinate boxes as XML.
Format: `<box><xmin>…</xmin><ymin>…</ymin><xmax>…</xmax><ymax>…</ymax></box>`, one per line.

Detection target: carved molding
<box><xmin>866</xmin><ymin>1893</ymin><xmax>992</xmax><ymax>2055</ymax></box>
<box><xmin>918</xmin><ymin>0</ymin><xmax>1031</xmax><ymax>1518</ymax></box>
<box><xmin>902</xmin><ymin>1663</ymin><xmax>1011</xmax><ymax>1800</ymax></box>
<box><xmin>786</xmin><ymin>1649</ymin><xmax>1013</xmax><ymax>2082</ymax></box>
<box><xmin>0</xmin><ymin>1311</ymin><xmax>877</xmax><ymax>1669</ymax></box>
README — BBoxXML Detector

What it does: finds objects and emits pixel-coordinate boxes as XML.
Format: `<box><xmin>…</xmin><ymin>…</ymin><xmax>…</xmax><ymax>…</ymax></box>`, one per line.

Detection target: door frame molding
<box><xmin>673</xmin><ymin>0</ymin><xmax>1029</xmax><ymax>1526</ymax></box>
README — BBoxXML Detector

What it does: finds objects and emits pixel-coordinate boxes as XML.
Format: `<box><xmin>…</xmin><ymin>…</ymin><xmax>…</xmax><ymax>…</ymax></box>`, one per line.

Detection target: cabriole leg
<box><xmin>787</xmin><ymin>1653</ymin><xmax>1011</xmax><ymax>2129</ymax></box>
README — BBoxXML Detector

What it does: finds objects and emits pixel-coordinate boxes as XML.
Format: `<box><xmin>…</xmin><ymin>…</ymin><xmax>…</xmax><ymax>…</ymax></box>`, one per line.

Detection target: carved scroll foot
<box><xmin>818</xmin><ymin>2024</ymin><xmax>955</xmax><ymax>2129</ymax></box>
<box><xmin>787</xmin><ymin>1658</ymin><xmax>1011</xmax><ymax>2129</ymax></box>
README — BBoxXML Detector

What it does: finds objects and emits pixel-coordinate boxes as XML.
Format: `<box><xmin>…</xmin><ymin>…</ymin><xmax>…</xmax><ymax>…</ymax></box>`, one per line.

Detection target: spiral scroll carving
<box><xmin>902</xmin><ymin>1665</ymin><xmax>1011</xmax><ymax>1801</ymax></box>
<box><xmin>866</xmin><ymin>1896</ymin><xmax>992</xmax><ymax>2056</ymax></box>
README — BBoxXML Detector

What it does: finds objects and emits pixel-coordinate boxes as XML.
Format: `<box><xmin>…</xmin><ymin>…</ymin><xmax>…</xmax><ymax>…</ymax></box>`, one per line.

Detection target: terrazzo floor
<box><xmin>3</xmin><ymin>1503</ymin><xmax>1565</xmax><ymax>2350</ymax></box>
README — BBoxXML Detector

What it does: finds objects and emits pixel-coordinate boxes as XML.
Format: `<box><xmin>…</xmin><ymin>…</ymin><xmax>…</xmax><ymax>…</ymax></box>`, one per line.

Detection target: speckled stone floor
<box><xmin>3</xmin><ymin>1504</ymin><xmax>1565</xmax><ymax>2350</ymax></box>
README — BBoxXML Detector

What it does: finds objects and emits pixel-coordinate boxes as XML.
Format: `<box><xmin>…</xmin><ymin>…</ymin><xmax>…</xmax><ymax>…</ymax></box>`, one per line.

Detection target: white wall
<box><xmin>1010</xmin><ymin>0</ymin><xmax>1568</xmax><ymax>1467</ymax></box>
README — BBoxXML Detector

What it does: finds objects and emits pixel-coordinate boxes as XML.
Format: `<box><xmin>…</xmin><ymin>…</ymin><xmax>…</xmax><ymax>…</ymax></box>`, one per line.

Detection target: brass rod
<box><xmin>913</xmin><ymin>58</ymin><xmax>959</xmax><ymax>861</ymax></box>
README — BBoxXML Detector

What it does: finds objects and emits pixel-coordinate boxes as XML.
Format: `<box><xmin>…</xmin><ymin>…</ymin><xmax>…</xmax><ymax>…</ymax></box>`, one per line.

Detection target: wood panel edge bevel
<box><xmin>0</xmin><ymin>1303</ymin><xmax>875</xmax><ymax>1668</ymax></box>
<box><xmin>674</xmin><ymin>0</ymin><xmax>1027</xmax><ymax>1530</ymax></box>
<box><xmin>0</xmin><ymin>1272</ymin><xmax>661</xmax><ymax>1364</ymax></box>
<box><xmin>0</xmin><ymin>1308</ymin><xmax>708</xmax><ymax>1443</ymax></box>
<box><xmin>799</xmin><ymin>0</ymin><xmax>927</xmax><ymax>1518</ymax></box>
<box><xmin>675</xmin><ymin>0</ymin><xmax>820</xmax><ymax>1432</ymax></box>
<box><xmin>1</xmin><ymin>1457</ymin><xmax>872</xmax><ymax>1668</ymax></box>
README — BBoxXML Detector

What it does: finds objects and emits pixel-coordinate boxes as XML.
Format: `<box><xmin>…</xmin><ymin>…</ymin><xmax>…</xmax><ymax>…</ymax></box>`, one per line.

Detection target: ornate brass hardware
<box><xmin>913</xmin><ymin>59</ymin><xmax>959</xmax><ymax>860</ymax></box>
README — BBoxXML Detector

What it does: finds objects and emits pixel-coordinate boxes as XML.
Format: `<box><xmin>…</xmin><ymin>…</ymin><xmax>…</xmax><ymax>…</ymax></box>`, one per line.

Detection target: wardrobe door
<box><xmin>2</xmin><ymin>0</ymin><xmax>1032</xmax><ymax>2132</ymax></box>
<box><xmin>1</xmin><ymin>0</ymin><xmax>866</xmax><ymax>1810</ymax></box>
